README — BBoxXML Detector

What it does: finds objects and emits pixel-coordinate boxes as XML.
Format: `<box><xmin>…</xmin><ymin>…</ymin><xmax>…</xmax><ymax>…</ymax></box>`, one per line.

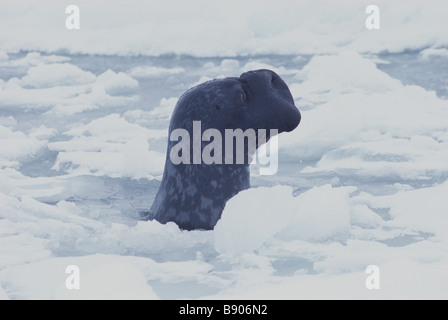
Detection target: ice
<box><xmin>1</xmin><ymin>0</ymin><xmax>448</xmax><ymax>56</ymax></box>
<box><xmin>21</xmin><ymin>63</ymin><xmax>96</xmax><ymax>88</ymax></box>
<box><xmin>206</xmin><ymin>258</ymin><xmax>448</xmax><ymax>300</ymax></box>
<box><xmin>147</xmin><ymin>97</ymin><xmax>178</xmax><ymax>120</ymax></box>
<box><xmin>0</xmin><ymin>62</ymin><xmax>139</xmax><ymax>111</ymax></box>
<box><xmin>301</xmin><ymin>136</ymin><xmax>448</xmax><ymax>180</ymax></box>
<box><xmin>280</xmin><ymin>51</ymin><xmax>448</xmax><ymax>183</ymax></box>
<box><xmin>215</xmin><ymin>184</ymin><xmax>357</xmax><ymax>254</ymax></box>
<box><xmin>0</xmin><ymin>52</ymin><xmax>70</xmax><ymax>68</ymax></box>
<box><xmin>0</xmin><ymin>125</ymin><xmax>48</xmax><ymax>166</ymax></box>
<box><xmin>278</xmin><ymin>185</ymin><xmax>356</xmax><ymax>242</ymax></box>
<box><xmin>57</xmin><ymin>258</ymin><xmax>159</xmax><ymax>300</ymax></box>
<box><xmin>0</xmin><ymin>116</ymin><xmax>17</xmax><ymax>127</ymax></box>
<box><xmin>0</xmin><ymin>52</ymin><xmax>8</xmax><ymax>62</ymax></box>
<box><xmin>350</xmin><ymin>205</ymin><xmax>383</xmax><ymax>229</ymax></box>
<box><xmin>420</xmin><ymin>47</ymin><xmax>448</xmax><ymax>59</ymax></box>
<box><xmin>95</xmin><ymin>69</ymin><xmax>138</xmax><ymax>95</ymax></box>
<box><xmin>0</xmin><ymin>255</ymin><xmax>159</xmax><ymax>299</ymax></box>
<box><xmin>49</xmin><ymin>114</ymin><xmax>166</xmax><ymax>179</ymax></box>
<box><xmin>2</xmin><ymin>1</ymin><xmax>448</xmax><ymax>56</ymax></box>
<box><xmin>128</xmin><ymin>66</ymin><xmax>185</xmax><ymax>78</ymax></box>
<box><xmin>214</xmin><ymin>186</ymin><xmax>294</xmax><ymax>254</ymax></box>
<box><xmin>1</xmin><ymin>50</ymin><xmax>447</xmax><ymax>299</ymax></box>
<box><xmin>352</xmin><ymin>181</ymin><xmax>448</xmax><ymax>240</ymax></box>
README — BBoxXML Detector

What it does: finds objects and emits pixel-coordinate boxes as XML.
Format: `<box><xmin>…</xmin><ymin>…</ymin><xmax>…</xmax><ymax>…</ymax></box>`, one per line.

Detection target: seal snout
<box><xmin>281</xmin><ymin>102</ymin><xmax>301</xmax><ymax>133</ymax></box>
<box><xmin>240</xmin><ymin>69</ymin><xmax>301</xmax><ymax>133</ymax></box>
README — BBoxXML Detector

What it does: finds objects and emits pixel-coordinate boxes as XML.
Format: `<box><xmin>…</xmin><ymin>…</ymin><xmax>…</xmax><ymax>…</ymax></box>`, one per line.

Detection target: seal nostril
<box><xmin>215</xmin><ymin>105</ymin><xmax>221</xmax><ymax>111</ymax></box>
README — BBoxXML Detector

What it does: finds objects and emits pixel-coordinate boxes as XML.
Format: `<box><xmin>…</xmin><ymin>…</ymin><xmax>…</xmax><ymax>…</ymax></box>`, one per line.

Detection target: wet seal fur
<box><xmin>144</xmin><ymin>69</ymin><xmax>301</xmax><ymax>230</ymax></box>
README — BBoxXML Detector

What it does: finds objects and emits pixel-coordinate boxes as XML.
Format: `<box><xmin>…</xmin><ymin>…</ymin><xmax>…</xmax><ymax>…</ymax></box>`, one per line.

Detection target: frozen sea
<box><xmin>0</xmin><ymin>0</ymin><xmax>448</xmax><ymax>300</ymax></box>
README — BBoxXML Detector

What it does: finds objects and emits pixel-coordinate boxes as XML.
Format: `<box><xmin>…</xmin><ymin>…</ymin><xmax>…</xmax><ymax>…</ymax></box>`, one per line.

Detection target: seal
<box><xmin>144</xmin><ymin>69</ymin><xmax>301</xmax><ymax>230</ymax></box>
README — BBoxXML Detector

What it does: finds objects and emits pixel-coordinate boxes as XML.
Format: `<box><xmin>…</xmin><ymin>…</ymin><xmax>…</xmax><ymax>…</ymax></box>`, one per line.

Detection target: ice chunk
<box><xmin>420</xmin><ymin>47</ymin><xmax>448</xmax><ymax>59</ymax></box>
<box><xmin>0</xmin><ymin>63</ymin><xmax>139</xmax><ymax>110</ymax></box>
<box><xmin>214</xmin><ymin>186</ymin><xmax>294</xmax><ymax>254</ymax></box>
<box><xmin>0</xmin><ymin>52</ymin><xmax>70</xmax><ymax>67</ymax></box>
<box><xmin>148</xmin><ymin>97</ymin><xmax>178</xmax><ymax>119</ymax></box>
<box><xmin>1</xmin><ymin>255</ymin><xmax>159</xmax><ymax>299</ymax></box>
<box><xmin>49</xmin><ymin>114</ymin><xmax>166</xmax><ymax>179</ymax></box>
<box><xmin>279</xmin><ymin>185</ymin><xmax>356</xmax><ymax>242</ymax></box>
<box><xmin>128</xmin><ymin>66</ymin><xmax>185</xmax><ymax>77</ymax></box>
<box><xmin>215</xmin><ymin>184</ymin><xmax>356</xmax><ymax>254</ymax></box>
<box><xmin>0</xmin><ymin>125</ymin><xmax>46</xmax><ymax>164</ymax></box>
<box><xmin>21</xmin><ymin>63</ymin><xmax>96</xmax><ymax>88</ymax></box>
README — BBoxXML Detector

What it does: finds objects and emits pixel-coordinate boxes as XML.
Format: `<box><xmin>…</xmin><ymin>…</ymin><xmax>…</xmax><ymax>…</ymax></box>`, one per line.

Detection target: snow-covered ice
<box><xmin>1</xmin><ymin>0</ymin><xmax>447</xmax><ymax>300</ymax></box>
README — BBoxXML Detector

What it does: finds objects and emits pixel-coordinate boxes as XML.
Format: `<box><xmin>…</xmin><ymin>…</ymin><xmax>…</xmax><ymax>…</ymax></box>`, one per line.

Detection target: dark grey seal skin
<box><xmin>143</xmin><ymin>69</ymin><xmax>301</xmax><ymax>230</ymax></box>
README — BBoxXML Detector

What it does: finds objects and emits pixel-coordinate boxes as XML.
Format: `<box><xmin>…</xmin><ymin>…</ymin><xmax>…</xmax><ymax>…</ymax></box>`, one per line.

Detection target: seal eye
<box><xmin>240</xmin><ymin>91</ymin><xmax>247</xmax><ymax>103</ymax></box>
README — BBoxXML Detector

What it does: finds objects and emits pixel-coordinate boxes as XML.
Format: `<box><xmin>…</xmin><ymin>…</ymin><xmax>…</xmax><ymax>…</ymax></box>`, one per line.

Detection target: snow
<box><xmin>205</xmin><ymin>258</ymin><xmax>448</xmax><ymax>300</ymax></box>
<box><xmin>215</xmin><ymin>184</ymin><xmax>359</xmax><ymax>254</ymax></box>
<box><xmin>214</xmin><ymin>186</ymin><xmax>295</xmax><ymax>255</ymax></box>
<box><xmin>21</xmin><ymin>63</ymin><xmax>96</xmax><ymax>88</ymax></box>
<box><xmin>0</xmin><ymin>125</ymin><xmax>49</xmax><ymax>167</ymax></box>
<box><xmin>128</xmin><ymin>66</ymin><xmax>185</xmax><ymax>78</ymax></box>
<box><xmin>48</xmin><ymin>114</ymin><xmax>166</xmax><ymax>179</ymax></box>
<box><xmin>1</xmin><ymin>255</ymin><xmax>159</xmax><ymax>299</ymax></box>
<box><xmin>0</xmin><ymin>67</ymin><xmax>139</xmax><ymax>111</ymax></box>
<box><xmin>1</xmin><ymin>0</ymin><xmax>448</xmax><ymax>300</ymax></box>
<box><xmin>280</xmin><ymin>51</ymin><xmax>448</xmax><ymax>183</ymax></box>
<box><xmin>420</xmin><ymin>47</ymin><xmax>448</xmax><ymax>59</ymax></box>
<box><xmin>1</xmin><ymin>0</ymin><xmax>447</xmax><ymax>56</ymax></box>
<box><xmin>0</xmin><ymin>52</ymin><xmax>70</xmax><ymax>68</ymax></box>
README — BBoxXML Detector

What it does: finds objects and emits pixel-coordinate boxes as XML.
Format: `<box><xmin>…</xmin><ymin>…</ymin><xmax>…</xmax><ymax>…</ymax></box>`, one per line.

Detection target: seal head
<box><xmin>145</xmin><ymin>69</ymin><xmax>301</xmax><ymax>230</ymax></box>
